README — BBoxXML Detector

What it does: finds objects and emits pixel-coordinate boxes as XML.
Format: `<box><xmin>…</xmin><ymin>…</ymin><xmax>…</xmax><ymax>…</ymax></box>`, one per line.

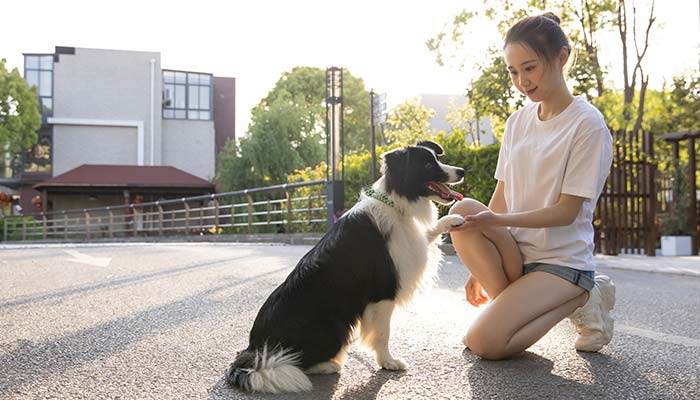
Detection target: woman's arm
<box><xmin>488</xmin><ymin>180</ymin><xmax>508</xmax><ymax>214</ymax></box>
<box><xmin>461</xmin><ymin>192</ymin><xmax>585</xmax><ymax>230</ymax></box>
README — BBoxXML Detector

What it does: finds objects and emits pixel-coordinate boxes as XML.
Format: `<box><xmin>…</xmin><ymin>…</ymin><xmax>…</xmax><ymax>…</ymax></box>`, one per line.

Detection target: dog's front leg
<box><xmin>360</xmin><ymin>300</ymin><xmax>406</xmax><ymax>370</ymax></box>
<box><xmin>425</xmin><ymin>214</ymin><xmax>465</xmax><ymax>243</ymax></box>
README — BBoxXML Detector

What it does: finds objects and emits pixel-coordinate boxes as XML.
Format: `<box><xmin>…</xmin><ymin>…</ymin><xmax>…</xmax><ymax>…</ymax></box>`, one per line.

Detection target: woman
<box><xmin>449</xmin><ymin>12</ymin><xmax>615</xmax><ymax>360</ymax></box>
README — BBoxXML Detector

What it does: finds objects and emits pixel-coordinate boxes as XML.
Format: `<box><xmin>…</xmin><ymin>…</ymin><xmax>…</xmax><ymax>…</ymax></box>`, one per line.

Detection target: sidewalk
<box><xmin>595</xmin><ymin>253</ymin><xmax>700</xmax><ymax>277</ymax></box>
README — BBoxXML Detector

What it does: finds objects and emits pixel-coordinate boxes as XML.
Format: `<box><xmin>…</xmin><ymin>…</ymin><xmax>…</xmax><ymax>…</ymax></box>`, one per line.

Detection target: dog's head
<box><xmin>381</xmin><ymin>140</ymin><xmax>465</xmax><ymax>205</ymax></box>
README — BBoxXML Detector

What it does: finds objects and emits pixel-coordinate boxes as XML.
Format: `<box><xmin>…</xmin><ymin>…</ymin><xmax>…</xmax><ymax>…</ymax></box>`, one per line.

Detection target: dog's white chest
<box><xmin>386</xmin><ymin>220</ymin><xmax>436</xmax><ymax>304</ymax></box>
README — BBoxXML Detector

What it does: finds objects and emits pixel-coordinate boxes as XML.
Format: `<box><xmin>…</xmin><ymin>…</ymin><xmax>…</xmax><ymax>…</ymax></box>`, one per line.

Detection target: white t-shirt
<box><xmin>494</xmin><ymin>96</ymin><xmax>613</xmax><ymax>271</ymax></box>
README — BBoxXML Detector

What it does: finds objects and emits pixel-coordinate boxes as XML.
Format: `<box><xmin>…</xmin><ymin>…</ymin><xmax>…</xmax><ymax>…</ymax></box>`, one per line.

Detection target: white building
<box><xmin>1</xmin><ymin>46</ymin><xmax>236</xmax><ymax>212</ymax></box>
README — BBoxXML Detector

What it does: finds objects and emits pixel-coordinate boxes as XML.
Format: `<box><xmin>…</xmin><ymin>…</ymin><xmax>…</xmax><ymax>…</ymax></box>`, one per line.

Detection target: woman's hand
<box><xmin>451</xmin><ymin>210</ymin><xmax>499</xmax><ymax>232</ymax></box>
<box><xmin>465</xmin><ymin>275</ymin><xmax>489</xmax><ymax>307</ymax></box>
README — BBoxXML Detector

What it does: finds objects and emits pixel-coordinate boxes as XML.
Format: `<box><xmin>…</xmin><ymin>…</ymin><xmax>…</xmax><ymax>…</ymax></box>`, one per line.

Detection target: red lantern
<box><xmin>0</xmin><ymin>192</ymin><xmax>10</xmax><ymax>204</ymax></box>
<box><xmin>31</xmin><ymin>195</ymin><xmax>42</xmax><ymax>210</ymax></box>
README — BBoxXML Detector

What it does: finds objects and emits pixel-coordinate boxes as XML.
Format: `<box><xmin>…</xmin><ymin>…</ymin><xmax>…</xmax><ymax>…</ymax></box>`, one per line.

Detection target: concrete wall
<box><xmin>50</xmin><ymin>47</ymin><xmax>216</xmax><ymax>180</ymax></box>
<box><xmin>52</xmin><ymin>47</ymin><xmax>163</xmax><ymax>168</ymax></box>
<box><xmin>162</xmin><ymin>120</ymin><xmax>216</xmax><ymax>180</ymax></box>
<box><xmin>53</xmin><ymin>125</ymin><xmax>138</xmax><ymax>175</ymax></box>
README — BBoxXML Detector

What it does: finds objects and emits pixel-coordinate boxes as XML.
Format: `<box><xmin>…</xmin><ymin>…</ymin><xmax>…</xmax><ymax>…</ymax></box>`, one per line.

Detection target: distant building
<box><xmin>417</xmin><ymin>94</ymin><xmax>497</xmax><ymax>146</ymax></box>
<box><xmin>0</xmin><ymin>46</ymin><xmax>235</xmax><ymax>213</ymax></box>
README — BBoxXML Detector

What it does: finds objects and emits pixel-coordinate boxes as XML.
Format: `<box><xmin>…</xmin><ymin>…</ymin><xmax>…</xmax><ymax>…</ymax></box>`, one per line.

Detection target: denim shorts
<box><xmin>523</xmin><ymin>263</ymin><xmax>595</xmax><ymax>291</ymax></box>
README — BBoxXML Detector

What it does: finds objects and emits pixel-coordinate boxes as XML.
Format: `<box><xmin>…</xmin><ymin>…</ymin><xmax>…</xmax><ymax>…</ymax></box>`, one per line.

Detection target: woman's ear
<box><xmin>559</xmin><ymin>47</ymin><xmax>570</xmax><ymax>69</ymax></box>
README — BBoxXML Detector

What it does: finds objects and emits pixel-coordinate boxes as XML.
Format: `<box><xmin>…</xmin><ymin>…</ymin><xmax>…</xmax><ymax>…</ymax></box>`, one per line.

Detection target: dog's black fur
<box><xmin>226</xmin><ymin>140</ymin><xmax>464</xmax><ymax>393</ymax></box>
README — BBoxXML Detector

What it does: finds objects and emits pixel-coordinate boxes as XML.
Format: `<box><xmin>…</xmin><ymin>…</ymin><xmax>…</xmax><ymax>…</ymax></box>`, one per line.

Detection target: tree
<box><xmin>616</xmin><ymin>0</ymin><xmax>656</xmax><ymax>135</ymax></box>
<box><xmin>427</xmin><ymin>0</ymin><xmax>657</xmax><ymax>138</ymax></box>
<box><xmin>215</xmin><ymin>66</ymin><xmax>371</xmax><ymax>191</ymax></box>
<box><xmin>0</xmin><ymin>58</ymin><xmax>41</xmax><ymax>166</ymax></box>
<box><xmin>383</xmin><ymin>99</ymin><xmax>435</xmax><ymax>146</ymax></box>
<box><xmin>467</xmin><ymin>52</ymin><xmax>524</xmax><ymax>141</ymax></box>
<box><xmin>667</xmin><ymin>74</ymin><xmax>700</xmax><ymax>132</ymax></box>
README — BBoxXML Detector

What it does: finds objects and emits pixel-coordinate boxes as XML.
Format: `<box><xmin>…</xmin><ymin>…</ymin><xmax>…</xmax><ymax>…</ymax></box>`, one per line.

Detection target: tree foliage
<box><xmin>427</xmin><ymin>0</ymin><xmax>658</xmax><ymax>138</ymax></box>
<box><xmin>383</xmin><ymin>98</ymin><xmax>435</xmax><ymax>146</ymax></box>
<box><xmin>0</xmin><ymin>58</ymin><xmax>41</xmax><ymax>156</ymax></box>
<box><xmin>215</xmin><ymin>66</ymin><xmax>371</xmax><ymax>191</ymax></box>
<box><xmin>467</xmin><ymin>52</ymin><xmax>524</xmax><ymax>141</ymax></box>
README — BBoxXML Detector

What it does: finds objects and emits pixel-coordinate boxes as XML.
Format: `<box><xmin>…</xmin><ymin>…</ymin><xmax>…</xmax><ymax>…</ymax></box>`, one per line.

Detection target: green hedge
<box><xmin>288</xmin><ymin>136</ymin><xmax>501</xmax><ymax>218</ymax></box>
<box><xmin>1</xmin><ymin>216</ymin><xmax>42</xmax><ymax>241</ymax></box>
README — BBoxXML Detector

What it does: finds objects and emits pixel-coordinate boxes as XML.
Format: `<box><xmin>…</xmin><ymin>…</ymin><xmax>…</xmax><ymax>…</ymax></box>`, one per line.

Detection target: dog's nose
<box><xmin>456</xmin><ymin>168</ymin><xmax>465</xmax><ymax>177</ymax></box>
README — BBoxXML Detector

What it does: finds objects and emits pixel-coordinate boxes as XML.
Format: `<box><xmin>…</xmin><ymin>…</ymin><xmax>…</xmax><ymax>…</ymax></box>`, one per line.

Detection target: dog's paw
<box><xmin>379</xmin><ymin>357</ymin><xmax>408</xmax><ymax>371</ymax></box>
<box><xmin>437</xmin><ymin>215</ymin><xmax>465</xmax><ymax>230</ymax></box>
<box><xmin>306</xmin><ymin>361</ymin><xmax>342</xmax><ymax>375</ymax></box>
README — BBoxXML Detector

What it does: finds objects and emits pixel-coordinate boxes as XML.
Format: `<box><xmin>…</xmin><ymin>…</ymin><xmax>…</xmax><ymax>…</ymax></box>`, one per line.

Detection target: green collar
<box><xmin>363</xmin><ymin>187</ymin><xmax>399</xmax><ymax>212</ymax></box>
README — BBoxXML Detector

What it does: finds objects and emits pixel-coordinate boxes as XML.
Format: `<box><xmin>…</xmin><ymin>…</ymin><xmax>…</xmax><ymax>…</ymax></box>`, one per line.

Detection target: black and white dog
<box><xmin>225</xmin><ymin>140</ymin><xmax>466</xmax><ymax>393</ymax></box>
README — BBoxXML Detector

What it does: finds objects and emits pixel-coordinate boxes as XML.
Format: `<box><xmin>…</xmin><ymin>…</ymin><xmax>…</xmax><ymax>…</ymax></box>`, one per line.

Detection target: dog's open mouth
<box><xmin>427</xmin><ymin>181</ymin><xmax>464</xmax><ymax>201</ymax></box>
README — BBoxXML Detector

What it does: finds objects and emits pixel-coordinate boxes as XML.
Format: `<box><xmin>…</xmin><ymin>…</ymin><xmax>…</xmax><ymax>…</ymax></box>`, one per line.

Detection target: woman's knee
<box><xmin>466</xmin><ymin>327</ymin><xmax>509</xmax><ymax>361</ymax></box>
<box><xmin>449</xmin><ymin>198</ymin><xmax>489</xmax><ymax>216</ymax></box>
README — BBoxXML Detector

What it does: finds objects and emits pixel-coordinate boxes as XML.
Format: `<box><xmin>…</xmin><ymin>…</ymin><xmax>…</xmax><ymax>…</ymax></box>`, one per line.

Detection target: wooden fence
<box><xmin>1</xmin><ymin>180</ymin><xmax>327</xmax><ymax>242</ymax></box>
<box><xmin>594</xmin><ymin>129</ymin><xmax>658</xmax><ymax>255</ymax></box>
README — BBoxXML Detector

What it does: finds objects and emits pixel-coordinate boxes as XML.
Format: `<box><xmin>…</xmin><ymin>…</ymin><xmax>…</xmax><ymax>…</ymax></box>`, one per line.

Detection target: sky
<box><xmin>2</xmin><ymin>0</ymin><xmax>698</xmax><ymax>138</ymax></box>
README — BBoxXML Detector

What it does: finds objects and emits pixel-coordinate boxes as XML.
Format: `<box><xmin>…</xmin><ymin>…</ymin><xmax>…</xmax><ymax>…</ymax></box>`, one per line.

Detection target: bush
<box><xmin>660</xmin><ymin>160</ymin><xmax>692</xmax><ymax>236</ymax></box>
<box><xmin>1</xmin><ymin>216</ymin><xmax>42</xmax><ymax>241</ymax></box>
<box><xmin>288</xmin><ymin>136</ymin><xmax>501</xmax><ymax>219</ymax></box>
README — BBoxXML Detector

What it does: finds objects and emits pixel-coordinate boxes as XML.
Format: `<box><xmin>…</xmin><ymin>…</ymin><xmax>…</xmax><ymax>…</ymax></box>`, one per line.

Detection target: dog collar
<box><xmin>363</xmin><ymin>188</ymin><xmax>400</xmax><ymax>212</ymax></box>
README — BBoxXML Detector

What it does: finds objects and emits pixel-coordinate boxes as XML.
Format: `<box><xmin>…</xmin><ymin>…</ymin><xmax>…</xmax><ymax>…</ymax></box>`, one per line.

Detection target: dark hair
<box><xmin>504</xmin><ymin>12</ymin><xmax>571</xmax><ymax>66</ymax></box>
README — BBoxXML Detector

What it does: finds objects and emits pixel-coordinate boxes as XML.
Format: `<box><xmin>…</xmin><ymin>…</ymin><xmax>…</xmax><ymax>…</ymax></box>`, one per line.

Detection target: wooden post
<box><xmin>132</xmin><ymin>206</ymin><xmax>138</xmax><ymax>237</ymax></box>
<box><xmin>157</xmin><ymin>203</ymin><xmax>164</xmax><ymax>236</ymax></box>
<box><xmin>42</xmin><ymin>214</ymin><xmax>47</xmax><ymax>240</ymax></box>
<box><xmin>247</xmin><ymin>195</ymin><xmax>253</xmax><ymax>234</ymax></box>
<box><xmin>64</xmin><ymin>214</ymin><xmax>68</xmax><ymax>239</ymax></box>
<box><xmin>85</xmin><ymin>211</ymin><xmax>91</xmax><ymax>240</ymax></box>
<box><xmin>184</xmin><ymin>201</ymin><xmax>190</xmax><ymax>235</ymax></box>
<box><xmin>199</xmin><ymin>202</ymin><xmax>204</xmax><ymax>232</ymax></box>
<box><xmin>22</xmin><ymin>218</ymin><xmax>26</xmax><ymax>240</ymax></box>
<box><xmin>286</xmin><ymin>191</ymin><xmax>292</xmax><ymax>229</ymax></box>
<box><xmin>3</xmin><ymin>218</ymin><xmax>7</xmax><ymax>242</ymax></box>
<box><xmin>108</xmin><ymin>210</ymin><xmax>114</xmax><ymax>238</ymax></box>
<box><xmin>214</xmin><ymin>199</ymin><xmax>220</xmax><ymax>232</ymax></box>
<box><xmin>644</xmin><ymin>130</ymin><xmax>657</xmax><ymax>256</ymax></box>
<box><xmin>267</xmin><ymin>199</ymin><xmax>271</xmax><ymax>225</ymax></box>
<box><xmin>688</xmin><ymin>138</ymin><xmax>698</xmax><ymax>255</ymax></box>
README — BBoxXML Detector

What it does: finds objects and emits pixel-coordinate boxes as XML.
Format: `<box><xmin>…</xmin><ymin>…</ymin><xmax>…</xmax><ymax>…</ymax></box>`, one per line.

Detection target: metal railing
<box><xmin>1</xmin><ymin>180</ymin><xmax>328</xmax><ymax>242</ymax></box>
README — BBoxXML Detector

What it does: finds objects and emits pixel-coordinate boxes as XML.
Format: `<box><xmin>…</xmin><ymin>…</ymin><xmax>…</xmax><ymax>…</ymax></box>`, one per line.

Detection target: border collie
<box><xmin>225</xmin><ymin>140</ymin><xmax>465</xmax><ymax>393</ymax></box>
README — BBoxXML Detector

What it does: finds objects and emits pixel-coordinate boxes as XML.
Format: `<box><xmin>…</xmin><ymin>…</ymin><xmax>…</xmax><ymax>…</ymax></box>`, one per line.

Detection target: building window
<box><xmin>24</xmin><ymin>54</ymin><xmax>53</xmax><ymax>116</ymax></box>
<box><xmin>163</xmin><ymin>70</ymin><xmax>212</xmax><ymax>120</ymax></box>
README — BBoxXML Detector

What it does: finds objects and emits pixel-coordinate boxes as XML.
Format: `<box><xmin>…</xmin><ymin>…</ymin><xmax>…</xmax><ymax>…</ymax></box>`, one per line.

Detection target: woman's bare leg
<box><xmin>466</xmin><ymin>272</ymin><xmax>587</xmax><ymax>360</ymax></box>
<box><xmin>449</xmin><ymin>198</ymin><xmax>522</xmax><ymax>299</ymax></box>
<box><xmin>449</xmin><ymin>198</ymin><xmax>587</xmax><ymax>358</ymax></box>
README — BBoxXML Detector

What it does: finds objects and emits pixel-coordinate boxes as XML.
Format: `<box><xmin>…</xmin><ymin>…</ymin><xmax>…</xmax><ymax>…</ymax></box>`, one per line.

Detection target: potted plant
<box><xmin>660</xmin><ymin>160</ymin><xmax>693</xmax><ymax>256</ymax></box>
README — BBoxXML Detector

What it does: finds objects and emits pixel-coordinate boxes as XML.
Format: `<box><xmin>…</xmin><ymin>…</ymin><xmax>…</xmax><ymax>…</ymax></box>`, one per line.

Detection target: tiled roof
<box><xmin>34</xmin><ymin>165</ymin><xmax>215</xmax><ymax>190</ymax></box>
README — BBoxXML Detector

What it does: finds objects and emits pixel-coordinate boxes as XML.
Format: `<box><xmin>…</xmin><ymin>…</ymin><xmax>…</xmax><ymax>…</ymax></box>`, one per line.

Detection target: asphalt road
<box><xmin>1</xmin><ymin>242</ymin><xmax>699</xmax><ymax>399</ymax></box>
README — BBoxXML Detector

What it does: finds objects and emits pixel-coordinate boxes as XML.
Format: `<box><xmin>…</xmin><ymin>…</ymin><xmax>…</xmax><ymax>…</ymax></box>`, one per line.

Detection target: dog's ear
<box><xmin>416</xmin><ymin>140</ymin><xmax>444</xmax><ymax>156</ymax></box>
<box><xmin>381</xmin><ymin>148</ymin><xmax>404</xmax><ymax>171</ymax></box>
<box><xmin>381</xmin><ymin>148</ymin><xmax>408</xmax><ymax>191</ymax></box>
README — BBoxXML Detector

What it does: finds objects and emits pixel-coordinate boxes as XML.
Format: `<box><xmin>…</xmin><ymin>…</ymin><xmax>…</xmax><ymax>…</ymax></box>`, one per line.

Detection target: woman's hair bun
<box><xmin>540</xmin><ymin>12</ymin><xmax>561</xmax><ymax>25</ymax></box>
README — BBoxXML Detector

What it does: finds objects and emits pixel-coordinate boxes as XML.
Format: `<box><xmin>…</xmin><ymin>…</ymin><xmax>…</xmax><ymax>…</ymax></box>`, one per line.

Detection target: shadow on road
<box><xmin>464</xmin><ymin>347</ymin><xmax>666</xmax><ymax>399</ymax></box>
<box><xmin>0</xmin><ymin>256</ymin><xmax>244</xmax><ymax>309</ymax></box>
<box><xmin>0</xmin><ymin>266</ymin><xmax>288</xmax><ymax>397</ymax></box>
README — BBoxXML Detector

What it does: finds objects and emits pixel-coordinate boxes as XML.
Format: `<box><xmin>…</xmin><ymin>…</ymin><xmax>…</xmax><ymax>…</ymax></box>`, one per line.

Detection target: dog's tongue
<box><xmin>428</xmin><ymin>182</ymin><xmax>464</xmax><ymax>201</ymax></box>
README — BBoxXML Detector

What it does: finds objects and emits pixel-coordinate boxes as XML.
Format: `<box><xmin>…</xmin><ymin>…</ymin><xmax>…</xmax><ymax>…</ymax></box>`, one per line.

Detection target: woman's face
<box><xmin>504</xmin><ymin>42</ymin><xmax>564</xmax><ymax>102</ymax></box>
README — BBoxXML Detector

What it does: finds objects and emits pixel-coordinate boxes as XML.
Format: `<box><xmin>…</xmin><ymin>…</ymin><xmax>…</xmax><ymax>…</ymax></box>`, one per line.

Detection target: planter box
<box><xmin>661</xmin><ymin>235</ymin><xmax>693</xmax><ymax>256</ymax></box>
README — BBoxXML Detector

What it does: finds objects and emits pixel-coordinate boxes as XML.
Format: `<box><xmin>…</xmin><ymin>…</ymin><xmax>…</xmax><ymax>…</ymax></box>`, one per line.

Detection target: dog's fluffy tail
<box><xmin>225</xmin><ymin>345</ymin><xmax>311</xmax><ymax>393</ymax></box>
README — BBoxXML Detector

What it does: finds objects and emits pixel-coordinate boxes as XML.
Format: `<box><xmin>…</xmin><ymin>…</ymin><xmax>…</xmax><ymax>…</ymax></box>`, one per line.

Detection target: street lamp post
<box><xmin>325</xmin><ymin>67</ymin><xmax>344</xmax><ymax>228</ymax></box>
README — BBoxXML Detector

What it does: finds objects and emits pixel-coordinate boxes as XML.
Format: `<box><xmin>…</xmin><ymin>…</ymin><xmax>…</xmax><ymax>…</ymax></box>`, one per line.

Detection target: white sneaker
<box><xmin>568</xmin><ymin>274</ymin><xmax>615</xmax><ymax>352</ymax></box>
